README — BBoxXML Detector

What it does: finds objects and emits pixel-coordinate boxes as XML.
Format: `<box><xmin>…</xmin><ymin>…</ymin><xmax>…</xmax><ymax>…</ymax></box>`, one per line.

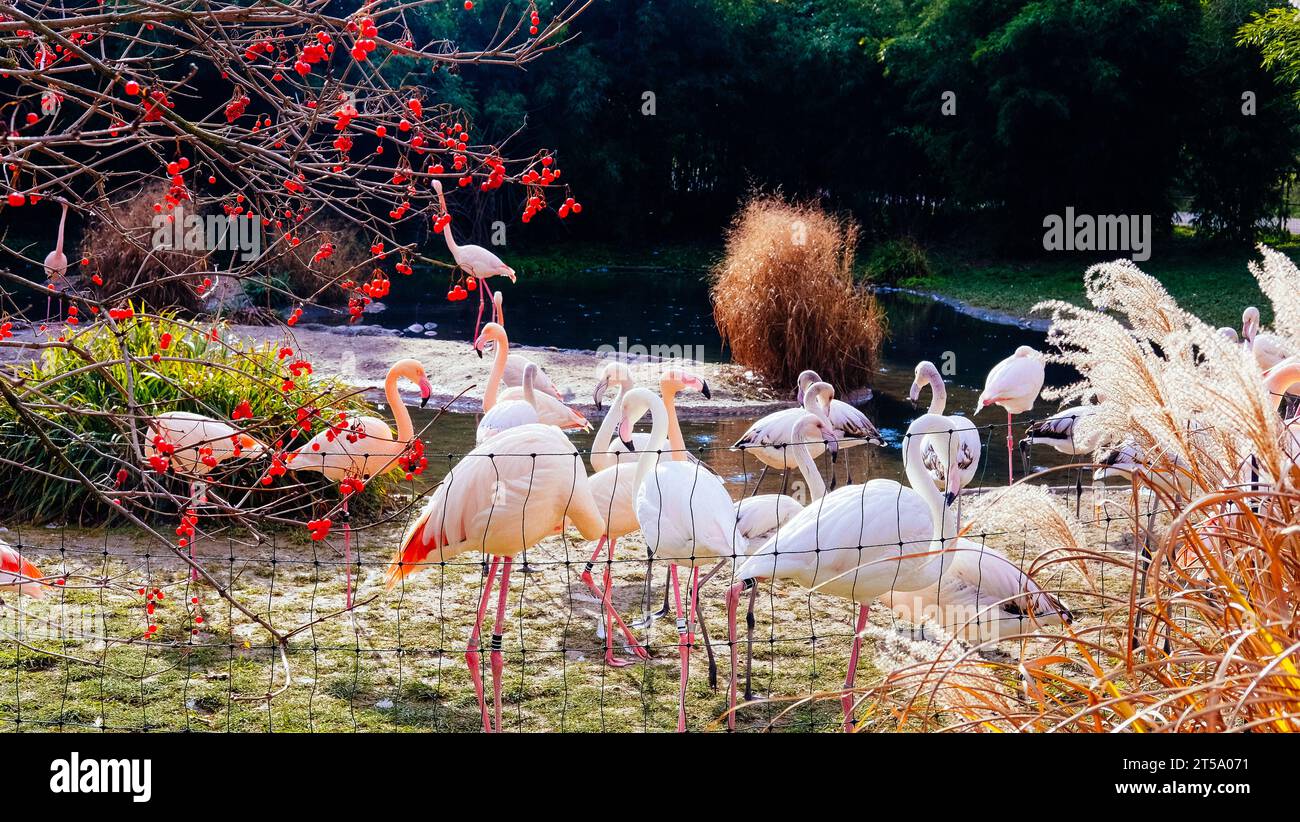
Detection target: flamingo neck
<box><xmin>662</xmin><ymin>386</ymin><xmax>687</xmax><ymax>461</ymax></box>
<box><xmin>633</xmin><ymin>394</ymin><xmax>670</xmax><ymax>497</ymax></box>
<box><xmin>441</xmin><ymin>224</ymin><xmax>460</xmax><ymax>256</ymax></box>
<box><xmin>902</xmin><ymin>424</ymin><xmax>957</xmax><ymax>552</ymax></box>
<box><xmin>791</xmin><ymin>430</ymin><xmax>825</xmax><ymax>501</ymax></box>
<box><xmin>55</xmin><ymin>203</ymin><xmax>67</xmax><ymax>254</ymax></box>
<box><xmin>591</xmin><ymin>383</ymin><xmax>630</xmax><ymax>459</ymax></box>
<box><xmin>386</xmin><ymin>368</ymin><xmax>414</xmax><ymax>443</ymax></box>
<box><xmin>925</xmin><ymin>369</ymin><xmax>947</xmax><ymax>415</ymax></box>
<box><xmin>484</xmin><ymin>338</ymin><xmax>508</xmax><ymax>411</ymax></box>
<box><xmin>522</xmin><ymin>368</ymin><xmax>537</xmax><ymax>408</ymax></box>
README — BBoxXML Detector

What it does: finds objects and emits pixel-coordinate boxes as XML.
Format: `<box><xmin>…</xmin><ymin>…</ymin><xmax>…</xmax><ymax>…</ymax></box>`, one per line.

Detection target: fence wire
<box><xmin>0</xmin><ymin>411</ymin><xmax>1221</xmax><ymax>731</ymax></box>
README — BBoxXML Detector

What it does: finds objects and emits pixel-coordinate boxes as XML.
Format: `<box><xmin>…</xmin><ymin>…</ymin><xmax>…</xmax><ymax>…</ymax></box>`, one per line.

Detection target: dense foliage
<box><xmin>409</xmin><ymin>0</ymin><xmax>1300</xmax><ymax>248</ymax></box>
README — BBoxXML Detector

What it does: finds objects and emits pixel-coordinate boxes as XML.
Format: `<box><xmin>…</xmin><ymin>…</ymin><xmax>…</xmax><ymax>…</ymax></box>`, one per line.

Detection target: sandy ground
<box><xmin>0</xmin><ymin>320</ymin><xmax>791</xmax><ymax>419</ymax></box>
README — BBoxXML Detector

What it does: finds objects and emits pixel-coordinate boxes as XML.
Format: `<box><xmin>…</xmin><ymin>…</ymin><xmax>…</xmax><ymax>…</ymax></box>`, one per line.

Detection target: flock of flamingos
<box><xmin>6</xmin><ymin>204</ymin><xmax>1300</xmax><ymax>733</ymax></box>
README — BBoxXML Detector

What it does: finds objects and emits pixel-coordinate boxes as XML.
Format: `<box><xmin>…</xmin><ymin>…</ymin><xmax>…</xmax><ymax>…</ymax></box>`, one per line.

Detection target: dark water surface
<box><xmin>371</xmin><ymin>274</ymin><xmax>1079</xmax><ymax>489</ymax></box>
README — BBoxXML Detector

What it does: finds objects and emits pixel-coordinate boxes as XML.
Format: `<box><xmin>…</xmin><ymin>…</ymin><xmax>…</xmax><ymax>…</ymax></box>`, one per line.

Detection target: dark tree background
<box><xmin>401</xmin><ymin>0</ymin><xmax>1300</xmax><ymax>250</ymax></box>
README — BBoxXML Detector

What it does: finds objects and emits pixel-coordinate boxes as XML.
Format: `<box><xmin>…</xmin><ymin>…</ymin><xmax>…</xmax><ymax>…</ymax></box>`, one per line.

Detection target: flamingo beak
<box><xmin>907</xmin><ymin>381</ymin><xmax>921</xmax><ymax>406</ymax></box>
<box><xmin>419</xmin><ymin>377</ymin><xmax>432</xmax><ymax>408</ymax></box>
<box><xmin>594</xmin><ymin>378</ymin><xmax>608</xmax><ymax>411</ymax></box>
<box><xmin>945</xmin><ymin>471</ymin><xmax>962</xmax><ymax>506</ymax></box>
<box><xmin>618</xmin><ymin>414</ymin><xmax>635</xmax><ymax>450</ymax></box>
<box><xmin>700</xmin><ymin>380</ymin><xmax>712</xmax><ymax>400</ymax></box>
<box><xmin>943</xmin><ymin>490</ymin><xmax>958</xmax><ymax>507</ymax></box>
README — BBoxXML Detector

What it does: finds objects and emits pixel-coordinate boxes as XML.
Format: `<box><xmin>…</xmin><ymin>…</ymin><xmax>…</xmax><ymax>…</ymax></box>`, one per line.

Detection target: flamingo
<box><xmin>728</xmin><ymin>409</ymin><xmax>837</xmax><ymax>700</ymax></box>
<box><xmin>795</xmin><ymin>369</ymin><xmax>885</xmax><ymax>482</ymax></box>
<box><xmin>0</xmin><ymin>539</ymin><xmax>44</xmax><ymax>600</ymax></box>
<box><xmin>974</xmin><ymin>346</ymin><xmax>1045</xmax><ymax>484</ymax></box>
<box><xmin>727</xmin><ymin>413</ymin><xmax>964</xmax><ymax>732</ymax></box>
<box><xmin>1020</xmin><ymin>403</ymin><xmax>1102</xmax><ymax>457</ymax></box>
<box><xmin>493</xmin><ymin>292</ymin><xmax>563</xmax><ymax>400</ymax></box>
<box><xmin>477</xmin><ymin>362</ymin><xmax>540</xmax><ymax>445</ymax></box>
<box><xmin>626</xmin><ymin>382</ymin><xmax>746</xmax><ymax>732</ymax></box>
<box><xmin>884</xmin><ymin>541</ymin><xmax>1072</xmax><ymax>644</ymax></box>
<box><xmin>431</xmin><ymin>179</ymin><xmax>516</xmax><ymax>341</ymax></box>
<box><xmin>476</xmin><ymin>323</ymin><xmax>588</xmax><ymax>431</ymax></box>
<box><xmin>388</xmin><ymin>423</ymin><xmax>606</xmax><ymax>732</ymax></box>
<box><xmin>908</xmin><ymin>360</ymin><xmax>981</xmax><ymax>492</ymax></box>
<box><xmin>591</xmin><ymin>361</ymin><xmax>707</xmax><ymax>471</ymax></box>
<box><xmin>1242</xmin><ymin>306</ymin><xmax>1293</xmax><ymax>372</ymax></box>
<box><xmin>146</xmin><ymin>411</ymin><xmax>266</xmax><ymax>580</ymax></box>
<box><xmin>44</xmin><ymin>201</ymin><xmax>68</xmax><ymax>321</ymax></box>
<box><xmin>287</xmin><ymin>358</ymin><xmax>432</xmax><ymax>609</ymax></box>
<box><xmin>733</xmin><ymin>380</ymin><xmax>859</xmax><ymax>493</ymax></box>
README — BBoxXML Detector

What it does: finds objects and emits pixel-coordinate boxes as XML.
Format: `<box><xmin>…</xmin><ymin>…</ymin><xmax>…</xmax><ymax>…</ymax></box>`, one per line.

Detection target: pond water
<box><xmin>371</xmin><ymin>271</ymin><xmax>1081</xmax><ymax>491</ymax></box>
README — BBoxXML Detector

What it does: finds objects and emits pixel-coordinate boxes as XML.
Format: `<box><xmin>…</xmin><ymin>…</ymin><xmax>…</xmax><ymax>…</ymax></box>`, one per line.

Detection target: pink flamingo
<box><xmin>388</xmin><ymin>423</ymin><xmax>606</xmax><ymax>732</ymax></box>
<box><xmin>0</xmin><ymin>539</ymin><xmax>44</xmax><ymax>600</ymax></box>
<box><xmin>975</xmin><ymin>346</ymin><xmax>1045</xmax><ymax>484</ymax></box>
<box><xmin>44</xmin><ymin>201</ymin><xmax>68</xmax><ymax>321</ymax></box>
<box><xmin>431</xmin><ymin>179</ymin><xmax>516</xmax><ymax>341</ymax></box>
<box><xmin>477</xmin><ymin>322</ymin><xmax>588</xmax><ymax>431</ymax></box>
<box><xmin>287</xmin><ymin>358</ymin><xmax>432</xmax><ymax>609</ymax></box>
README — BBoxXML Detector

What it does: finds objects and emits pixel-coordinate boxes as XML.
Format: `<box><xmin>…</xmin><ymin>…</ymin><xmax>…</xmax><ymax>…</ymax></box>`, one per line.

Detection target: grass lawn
<box><xmin>897</xmin><ymin>230</ymin><xmax>1300</xmax><ymax>329</ymax></box>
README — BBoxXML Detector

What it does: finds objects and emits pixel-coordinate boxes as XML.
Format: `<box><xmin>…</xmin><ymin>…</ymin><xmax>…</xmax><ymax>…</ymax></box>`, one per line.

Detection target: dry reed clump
<box><xmin>711</xmin><ymin>194</ymin><xmax>885</xmax><ymax>392</ymax></box>
<box><xmin>80</xmin><ymin>183</ymin><xmax>209</xmax><ymax>311</ymax></box>
<box><xmin>83</xmin><ymin>185</ymin><xmax>364</xmax><ymax>313</ymax></box>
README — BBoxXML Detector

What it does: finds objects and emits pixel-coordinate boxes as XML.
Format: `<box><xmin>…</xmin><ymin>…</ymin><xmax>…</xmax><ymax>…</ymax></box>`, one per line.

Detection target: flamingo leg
<box><xmin>748</xmin><ymin>465</ymin><xmax>768</xmax><ymax>497</ymax></box>
<box><xmin>725</xmin><ymin>580</ymin><xmax>748</xmax><ymax>731</ymax></box>
<box><xmin>342</xmin><ymin>497</ymin><xmax>353</xmax><ymax>610</ymax></box>
<box><xmin>480</xmin><ymin>277</ymin><xmax>499</xmax><ymax>324</ymax></box>
<box><xmin>674</xmin><ymin>565</ymin><xmax>699</xmax><ymax>733</ymax></box>
<box><xmin>466</xmin><ymin>556</ymin><xmax>501</xmax><ymax>733</ymax></box>
<box><xmin>1006</xmin><ymin>410</ymin><xmax>1016</xmax><ymax>485</ymax></box>
<box><xmin>579</xmin><ymin>537</ymin><xmax>649</xmax><ymax>665</ymax></box>
<box><xmin>744</xmin><ymin>583</ymin><xmax>759</xmax><ymax>701</ymax></box>
<box><xmin>472</xmin><ymin>276</ymin><xmax>488</xmax><ymax>342</ymax></box>
<box><xmin>489</xmin><ymin>556</ymin><xmax>513</xmax><ymax>733</ymax></box>
<box><xmin>841</xmin><ymin>603</ymin><xmax>870</xmax><ymax>733</ymax></box>
<box><xmin>692</xmin><ymin>559</ymin><xmax>727</xmax><ymax>690</ymax></box>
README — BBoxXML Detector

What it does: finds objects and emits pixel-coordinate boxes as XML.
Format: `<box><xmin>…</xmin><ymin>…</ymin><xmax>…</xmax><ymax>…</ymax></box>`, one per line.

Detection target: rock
<box><xmin>423</xmin><ymin>330</ymin><xmax>437</xmax><ymax>337</ymax></box>
<box><xmin>406</xmin><ymin>323</ymin><xmax>424</xmax><ymax>334</ymax></box>
<box><xmin>375</xmin><ymin>698</ymin><xmax>394</xmax><ymax>710</ymax></box>
<box><xmin>423</xmin><ymin>322</ymin><xmax>438</xmax><ymax>331</ymax></box>
<box><xmin>364</xmin><ymin>301</ymin><xmax>386</xmax><ymax>314</ymax></box>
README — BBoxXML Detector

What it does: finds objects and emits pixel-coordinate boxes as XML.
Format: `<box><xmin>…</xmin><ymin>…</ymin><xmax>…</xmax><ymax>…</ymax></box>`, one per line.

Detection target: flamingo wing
<box><xmin>828</xmin><ymin>400</ymin><xmax>884</xmax><ymax>447</ymax></box>
<box><xmin>476</xmin><ymin>399</ymin><xmax>540</xmax><ymax>445</ymax></box>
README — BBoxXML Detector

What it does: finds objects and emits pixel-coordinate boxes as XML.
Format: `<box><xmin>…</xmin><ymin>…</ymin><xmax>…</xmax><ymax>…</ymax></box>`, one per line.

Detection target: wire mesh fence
<box><xmin>0</xmin><ymin>410</ymin><xmax>1195</xmax><ymax>733</ymax></box>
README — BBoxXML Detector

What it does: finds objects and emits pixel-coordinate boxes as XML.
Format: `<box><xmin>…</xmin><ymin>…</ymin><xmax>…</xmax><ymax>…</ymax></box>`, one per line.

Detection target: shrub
<box><xmin>0</xmin><ymin>310</ymin><xmax>387</xmax><ymax>524</ymax></box>
<box><xmin>711</xmin><ymin>194</ymin><xmax>885</xmax><ymax>391</ymax></box>
<box><xmin>862</xmin><ymin>237</ymin><xmax>931</xmax><ymax>286</ymax></box>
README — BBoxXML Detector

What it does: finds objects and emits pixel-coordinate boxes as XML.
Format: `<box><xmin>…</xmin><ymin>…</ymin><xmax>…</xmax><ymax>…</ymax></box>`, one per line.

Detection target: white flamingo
<box><xmin>287</xmin><ymin>358</ymin><xmax>432</xmax><ymax>609</ymax></box>
<box><xmin>1020</xmin><ymin>403</ymin><xmax>1102</xmax><ymax>457</ymax></box>
<box><xmin>795</xmin><ymin>369</ymin><xmax>885</xmax><ymax>482</ymax></box>
<box><xmin>883</xmin><ymin>543</ymin><xmax>1072</xmax><ymax>644</ymax></box>
<box><xmin>477</xmin><ymin>362</ymin><xmax>541</xmax><ymax>445</ymax></box>
<box><xmin>432</xmin><ymin>179</ymin><xmax>516</xmax><ymax>341</ymax></box>
<box><xmin>476</xmin><ymin>322</ymin><xmax>588</xmax><ymax>431</ymax></box>
<box><xmin>493</xmin><ymin>292</ymin><xmax>563</xmax><ymax>400</ymax></box>
<box><xmin>388</xmin><ymin>423</ymin><xmax>606</xmax><ymax>732</ymax></box>
<box><xmin>1242</xmin><ymin>306</ymin><xmax>1293</xmax><ymax>372</ymax></box>
<box><xmin>726</xmin><ymin>413</ymin><xmax>964</xmax><ymax>732</ymax></box>
<box><xmin>975</xmin><ymin>346</ymin><xmax>1045</xmax><ymax>484</ymax></box>
<box><xmin>629</xmin><ymin>381</ymin><xmax>745</xmax><ymax>732</ymax></box>
<box><xmin>908</xmin><ymin>360</ymin><xmax>981</xmax><ymax>492</ymax></box>
<box><xmin>733</xmin><ymin>381</ymin><xmax>857</xmax><ymax>492</ymax></box>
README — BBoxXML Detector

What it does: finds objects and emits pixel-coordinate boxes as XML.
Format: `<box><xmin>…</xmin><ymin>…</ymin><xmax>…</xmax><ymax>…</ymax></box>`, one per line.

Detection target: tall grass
<box><xmin>827</xmin><ymin>247</ymin><xmax>1300</xmax><ymax>732</ymax></box>
<box><xmin>711</xmin><ymin>194</ymin><xmax>885</xmax><ymax>391</ymax></box>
